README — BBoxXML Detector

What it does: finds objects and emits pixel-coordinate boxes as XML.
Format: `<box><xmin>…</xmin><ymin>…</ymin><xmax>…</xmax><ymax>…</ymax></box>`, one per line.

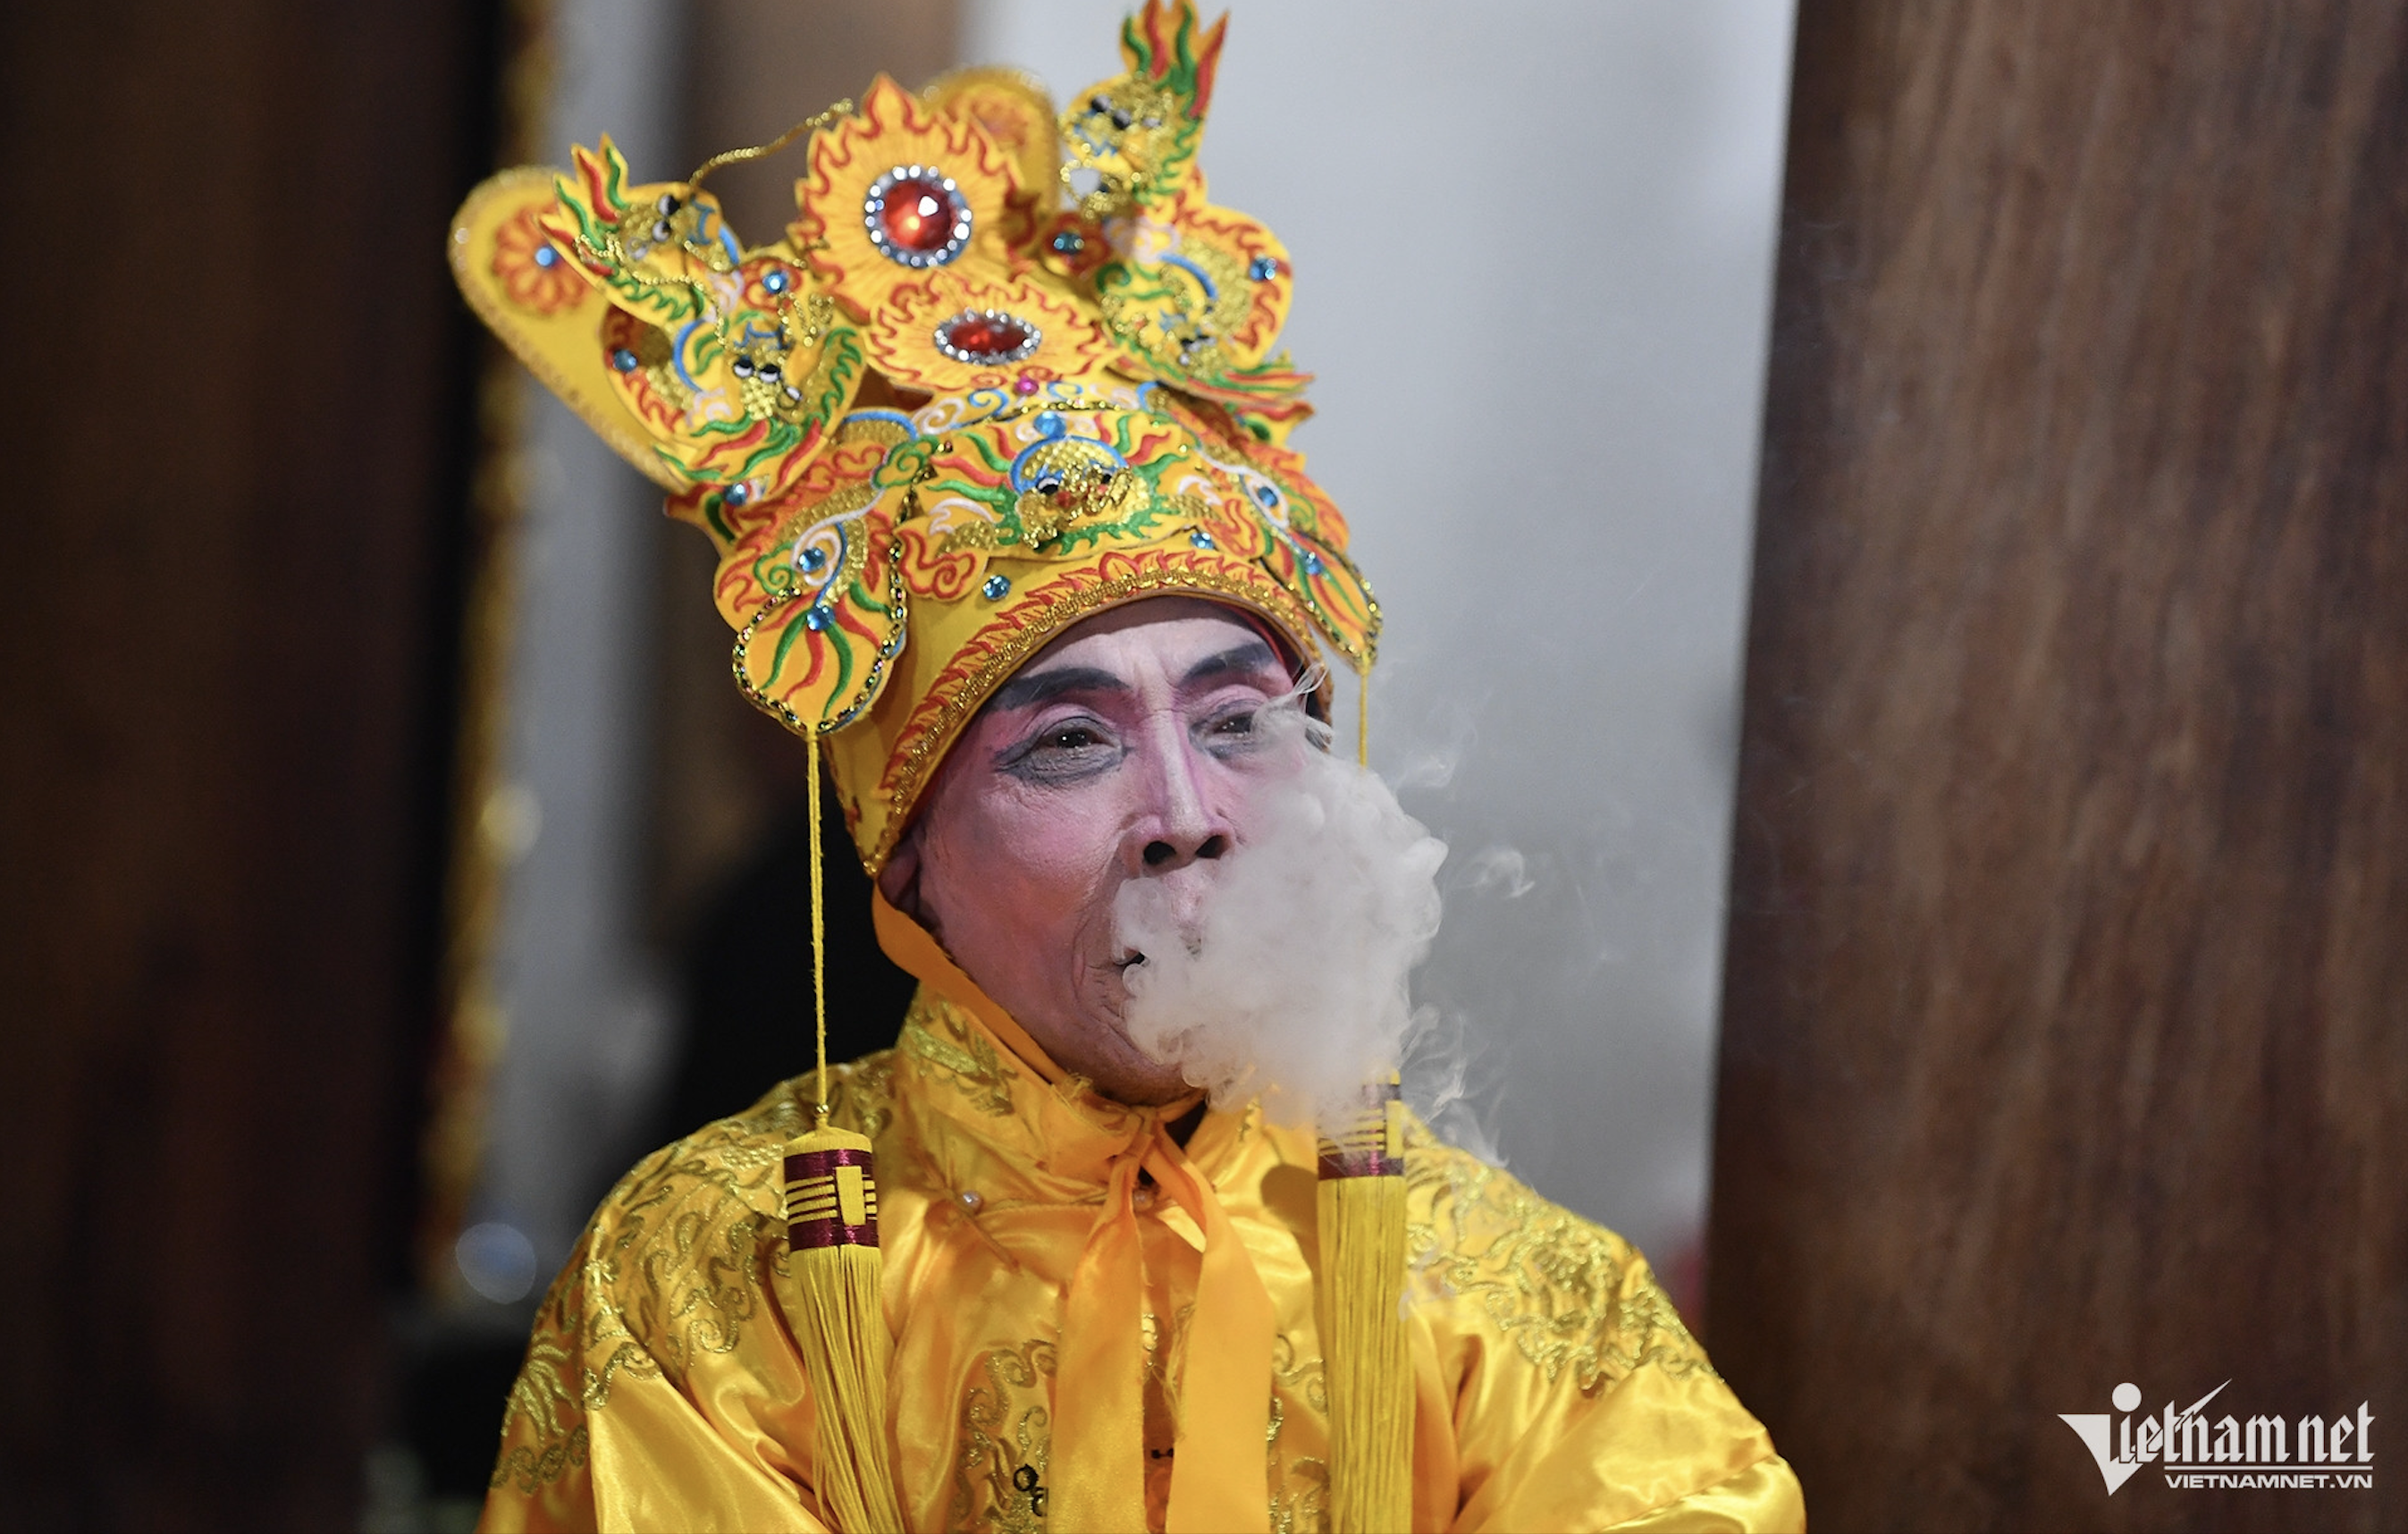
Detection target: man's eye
<box><xmin>1005</xmin><ymin>720</ymin><xmax>1121</xmax><ymax>782</ymax></box>
<box><xmin>1200</xmin><ymin>710</ymin><xmax>1266</xmax><ymax>753</ymax></box>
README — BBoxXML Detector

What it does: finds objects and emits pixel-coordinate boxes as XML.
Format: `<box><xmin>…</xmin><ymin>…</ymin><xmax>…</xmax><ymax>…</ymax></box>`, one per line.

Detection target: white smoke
<box><xmin>1462</xmin><ymin>844</ymin><xmax>1537</xmax><ymax>899</ymax></box>
<box><xmin>1114</xmin><ymin>698</ymin><xmax>1449</xmax><ymax>1128</ymax></box>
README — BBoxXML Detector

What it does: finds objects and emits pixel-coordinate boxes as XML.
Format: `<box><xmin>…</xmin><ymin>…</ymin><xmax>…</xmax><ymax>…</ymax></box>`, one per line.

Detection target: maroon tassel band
<box><xmin>785</xmin><ymin>1143</ymin><xmax>881</xmax><ymax>1250</ymax></box>
<box><xmin>1318</xmin><ymin>1077</ymin><xmax>1406</xmax><ymax>1181</ymax></box>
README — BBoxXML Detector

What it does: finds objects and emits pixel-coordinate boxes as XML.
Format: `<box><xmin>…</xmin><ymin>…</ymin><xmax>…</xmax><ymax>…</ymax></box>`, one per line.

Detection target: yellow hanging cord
<box><xmin>775</xmin><ymin>728</ymin><xmax>905</xmax><ymax>1531</ymax></box>
<box><xmin>808</xmin><ymin>730</ymin><xmax>829</xmax><ymax>1125</ymax></box>
<box><xmin>686</xmin><ymin>101</ymin><xmax>855</xmax><ymax>192</ymax></box>
<box><xmin>1356</xmin><ymin>662</ymin><xmax>1371</xmax><ymax>767</ymax></box>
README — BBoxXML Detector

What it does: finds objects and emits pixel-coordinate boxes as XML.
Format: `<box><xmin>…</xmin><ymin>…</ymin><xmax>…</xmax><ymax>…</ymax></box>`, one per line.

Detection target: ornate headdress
<box><xmin>450</xmin><ymin>0</ymin><xmax>1377</xmax><ymax>876</ymax></box>
<box><xmin>450</xmin><ymin>7</ymin><xmax>1403</xmax><ymax>1530</ymax></box>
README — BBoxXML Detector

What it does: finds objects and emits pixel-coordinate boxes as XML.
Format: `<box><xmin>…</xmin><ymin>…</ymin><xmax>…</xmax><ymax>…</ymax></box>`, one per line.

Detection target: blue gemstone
<box><xmin>762</xmin><ymin>268</ymin><xmax>789</xmax><ymax>293</ymax></box>
<box><xmin>1189</xmin><ymin>529</ymin><xmax>1216</xmax><ymax>549</ymax></box>
<box><xmin>1052</xmin><ymin>230</ymin><xmax>1085</xmax><ymax>254</ymax></box>
<box><xmin>1251</xmin><ymin>483</ymin><xmax>1279</xmax><ymax>508</ymax></box>
<box><xmin>982</xmin><ymin>574</ymin><xmax>1011</xmax><ymax>600</ymax></box>
<box><xmin>1301</xmin><ymin>550</ymin><xmax>1325</xmax><ymax>575</ymax></box>
<box><xmin>804</xmin><ymin>603</ymin><xmax>833</xmax><ymax>631</ymax></box>
<box><xmin>610</xmin><ymin>348</ymin><xmax>639</xmax><ymax>373</ymax></box>
<box><xmin>1249</xmin><ymin>256</ymin><xmax>1278</xmax><ymax>281</ymax></box>
<box><xmin>534</xmin><ymin>245</ymin><xmax>560</xmax><ymax>268</ymax></box>
<box><xmin>726</xmin><ymin>482</ymin><xmax>751</xmax><ymax>506</ymax></box>
<box><xmin>801</xmin><ymin>544</ymin><xmax>828</xmax><ymax>571</ymax></box>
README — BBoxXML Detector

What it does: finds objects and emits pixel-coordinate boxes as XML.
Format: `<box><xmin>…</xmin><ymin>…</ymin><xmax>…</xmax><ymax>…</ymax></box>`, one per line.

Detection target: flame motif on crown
<box><xmin>450</xmin><ymin>0</ymin><xmax>1377</xmax><ymax>869</ymax></box>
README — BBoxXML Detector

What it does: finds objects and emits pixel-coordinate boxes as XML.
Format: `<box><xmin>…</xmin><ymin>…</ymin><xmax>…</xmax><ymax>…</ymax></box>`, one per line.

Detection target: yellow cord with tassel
<box><xmin>1318</xmin><ymin>1075</ymin><xmax>1414</xmax><ymax>1533</ymax></box>
<box><xmin>1356</xmin><ymin>660</ymin><xmax>1371</xmax><ymax>768</ymax></box>
<box><xmin>779</xmin><ymin>733</ymin><xmax>906</xmax><ymax>1532</ymax></box>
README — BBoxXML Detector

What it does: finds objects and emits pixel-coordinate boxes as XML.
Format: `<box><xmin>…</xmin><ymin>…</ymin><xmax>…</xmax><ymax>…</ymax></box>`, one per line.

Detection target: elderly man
<box><xmin>451</xmin><ymin>7</ymin><xmax>1803</xmax><ymax>1530</ymax></box>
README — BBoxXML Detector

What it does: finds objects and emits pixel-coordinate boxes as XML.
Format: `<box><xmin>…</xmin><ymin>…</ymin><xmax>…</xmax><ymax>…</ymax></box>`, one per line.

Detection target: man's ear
<box><xmin>876</xmin><ymin>822</ymin><xmax>928</xmax><ymax>926</ymax></box>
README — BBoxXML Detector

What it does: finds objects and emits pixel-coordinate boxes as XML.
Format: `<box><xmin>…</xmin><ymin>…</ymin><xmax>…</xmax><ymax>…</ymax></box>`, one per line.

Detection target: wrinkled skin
<box><xmin>878</xmin><ymin>597</ymin><xmax>1306</xmax><ymax>1105</ymax></box>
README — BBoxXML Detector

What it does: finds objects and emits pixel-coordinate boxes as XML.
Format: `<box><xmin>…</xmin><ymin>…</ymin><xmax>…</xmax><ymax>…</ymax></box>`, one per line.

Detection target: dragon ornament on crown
<box><xmin>449</xmin><ymin>0</ymin><xmax>1377</xmax><ymax>872</ymax></box>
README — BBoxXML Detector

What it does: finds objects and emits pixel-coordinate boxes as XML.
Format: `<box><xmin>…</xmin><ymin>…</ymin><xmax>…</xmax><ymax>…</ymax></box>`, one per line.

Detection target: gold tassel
<box><xmin>783</xmin><ymin>1125</ymin><xmax>903</xmax><ymax>1531</ymax></box>
<box><xmin>778</xmin><ymin>735</ymin><xmax>906</xmax><ymax>1532</ymax></box>
<box><xmin>1318</xmin><ymin>1076</ymin><xmax>1414</xmax><ymax>1533</ymax></box>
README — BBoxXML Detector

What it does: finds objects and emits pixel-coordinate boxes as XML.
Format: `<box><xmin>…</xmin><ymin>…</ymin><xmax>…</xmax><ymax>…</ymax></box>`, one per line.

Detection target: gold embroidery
<box><xmin>583</xmin><ymin>1338</ymin><xmax>661</xmax><ymax>1408</ymax></box>
<box><xmin>901</xmin><ymin>993</ymin><xmax>1019</xmax><ymax>1116</ymax></box>
<box><xmin>485</xmin><ymin>1054</ymin><xmax>901</xmax><ymax>1494</ymax></box>
<box><xmin>491</xmin><ymin>1423</ymin><xmax>588</xmax><ymax>1496</ymax></box>
<box><xmin>1405</xmin><ymin>1140</ymin><xmax>1714</xmax><ymax>1392</ymax></box>
<box><xmin>490</xmin><ymin>1335</ymin><xmax>591</xmax><ymax>1492</ymax></box>
<box><xmin>950</xmin><ymin>1338</ymin><xmax>1058</xmax><ymax>1534</ymax></box>
<box><xmin>768</xmin><ymin>479</ymin><xmax>881</xmax><ymax>560</ymax></box>
<box><xmin>644</xmin><ymin>1203</ymin><xmax>766</xmax><ymax>1366</ymax></box>
<box><xmin>1266</xmin><ymin>1335</ymin><xmax>1332</xmax><ymax>1533</ymax></box>
<box><xmin>1269</xmin><ymin>1328</ymin><xmax>1330</xmax><ymax>1415</ymax></box>
<box><xmin>839</xmin><ymin>1049</ymin><xmax>900</xmax><ymax>1142</ymax></box>
<box><xmin>1138</xmin><ymin>1300</ymin><xmax>1195</xmax><ymax>1478</ymax></box>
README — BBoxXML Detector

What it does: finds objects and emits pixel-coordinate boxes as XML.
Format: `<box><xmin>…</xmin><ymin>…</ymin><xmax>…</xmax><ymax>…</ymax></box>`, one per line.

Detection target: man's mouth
<box><xmin>1115</xmin><ymin>949</ymin><xmax>1146</xmax><ymax>972</ymax></box>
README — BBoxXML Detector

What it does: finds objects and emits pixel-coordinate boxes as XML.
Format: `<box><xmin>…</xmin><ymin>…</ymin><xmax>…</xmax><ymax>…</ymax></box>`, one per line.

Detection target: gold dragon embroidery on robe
<box><xmin>1404</xmin><ymin>1129</ymin><xmax>1713</xmax><ymax>1394</ymax></box>
<box><xmin>486</xmin><ymin>1054</ymin><xmax>897</xmax><ymax>1490</ymax></box>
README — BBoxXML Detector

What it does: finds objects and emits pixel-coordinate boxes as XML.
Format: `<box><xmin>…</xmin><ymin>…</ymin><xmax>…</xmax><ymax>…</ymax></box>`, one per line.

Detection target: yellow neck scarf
<box><xmin>874</xmin><ymin>895</ymin><xmax>1277</xmax><ymax>1533</ymax></box>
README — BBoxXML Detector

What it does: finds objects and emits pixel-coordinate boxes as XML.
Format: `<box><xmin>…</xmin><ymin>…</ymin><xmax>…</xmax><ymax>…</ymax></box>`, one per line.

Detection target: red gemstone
<box><xmin>941</xmin><ymin>313</ymin><xmax>1032</xmax><ymax>359</ymax></box>
<box><xmin>878</xmin><ymin>175</ymin><xmax>960</xmax><ymax>254</ymax></box>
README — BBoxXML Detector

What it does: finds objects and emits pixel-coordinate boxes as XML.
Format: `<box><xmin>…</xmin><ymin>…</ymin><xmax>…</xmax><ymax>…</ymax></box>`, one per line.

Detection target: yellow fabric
<box><xmin>1148</xmin><ymin>1129</ymin><xmax>1277</xmax><ymax>1531</ymax></box>
<box><xmin>1598</xmin><ymin>1462</ymin><xmax>1807</xmax><ymax>1532</ymax></box>
<box><xmin>1049</xmin><ymin>1148</ymin><xmax>1149</xmax><ymax>1532</ymax></box>
<box><xmin>478</xmin><ymin>984</ymin><xmax>1805</xmax><ymax>1532</ymax></box>
<box><xmin>879</xmin><ymin>894</ymin><xmax>1275</xmax><ymax>1531</ymax></box>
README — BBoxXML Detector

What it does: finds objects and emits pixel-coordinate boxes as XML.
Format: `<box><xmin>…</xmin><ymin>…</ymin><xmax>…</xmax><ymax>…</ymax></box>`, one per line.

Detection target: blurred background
<box><xmin>4</xmin><ymin>3</ymin><xmax>2402</xmax><ymax>1532</ymax></box>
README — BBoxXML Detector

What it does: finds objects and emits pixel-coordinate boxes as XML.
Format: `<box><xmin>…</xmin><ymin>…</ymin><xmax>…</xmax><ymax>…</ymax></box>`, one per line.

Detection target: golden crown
<box><xmin>449</xmin><ymin>0</ymin><xmax>1377</xmax><ymax>868</ymax></box>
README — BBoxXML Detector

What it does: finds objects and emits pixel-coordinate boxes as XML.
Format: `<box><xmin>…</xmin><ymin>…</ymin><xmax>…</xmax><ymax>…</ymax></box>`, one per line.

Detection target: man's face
<box><xmin>879</xmin><ymin>597</ymin><xmax>1306</xmax><ymax>1105</ymax></box>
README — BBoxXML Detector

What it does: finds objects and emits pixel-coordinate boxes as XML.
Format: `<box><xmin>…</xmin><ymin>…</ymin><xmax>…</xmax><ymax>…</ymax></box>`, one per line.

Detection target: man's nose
<box><xmin>1123</xmin><ymin>718</ymin><xmax>1233</xmax><ymax>875</ymax></box>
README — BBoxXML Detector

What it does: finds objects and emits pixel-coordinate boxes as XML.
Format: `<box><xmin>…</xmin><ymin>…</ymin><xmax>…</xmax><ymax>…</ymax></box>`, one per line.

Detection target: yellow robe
<box><xmin>478</xmin><ymin>983</ymin><xmax>1804</xmax><ymax>1533</ymax></box>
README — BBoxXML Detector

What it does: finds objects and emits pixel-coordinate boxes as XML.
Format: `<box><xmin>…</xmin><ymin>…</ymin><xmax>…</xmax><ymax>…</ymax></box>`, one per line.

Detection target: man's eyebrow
<box><xmin>1180</xmin><ymin>637</ymin><xmax>1283</xmax><ymax>688</ymax></box>
<box><xmin>985</xmin><ymin>664</ymin><xmax>1130</xmax><ymax>713</ymax></box>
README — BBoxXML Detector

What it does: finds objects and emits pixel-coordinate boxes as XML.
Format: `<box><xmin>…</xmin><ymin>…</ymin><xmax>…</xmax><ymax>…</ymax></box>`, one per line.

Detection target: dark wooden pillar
<box><xmin>0</xmin><ymin>4</ymin><xmax>486</xmax><ymax>1527</ymax></box>
<box><xmin>1710</xmin><ymin>4</ymin><xmax>2407</xmax><ymax>1531</ymax></box>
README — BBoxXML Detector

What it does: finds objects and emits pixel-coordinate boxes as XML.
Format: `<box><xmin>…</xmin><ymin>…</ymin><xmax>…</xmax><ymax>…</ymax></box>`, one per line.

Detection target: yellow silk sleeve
<box><xmin>478</xmin><ymin>1339</ymin><xmax>597</xmax><ymax>1534</ymax></box>
<box><xmin>1435</xmin><ymin>1333</ymin><xmax>1803</xmax><ymax>1532</ymax></box>
<box><xmin>476</xmin><ymin>1251</ymin><xmax>837</xmax><ymax>1534</ymax></box>
<box><xmin>1602</xmin><ymin>1458</ymin><xmax>1806</xmax><ymax>1531</ymax></box>
<box><xmin>476</xmin><ymin>1122</ymin><xmax>840</xmax><ymax>1534</ymax></box>
<box><xmin>479</xmin><ymin>1331</ymin><xmax>834</xmax><ymax>1534</ymax></box>
<box><xmin>1404</xmin><ymin>1143</ymin><xmax>1806</xmax><ymax>1532</ymax></box>
<box><xmin>580</xmin><ymin>1364</ymin><xmax>834</xmax><ymax>1533</ymax></box>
